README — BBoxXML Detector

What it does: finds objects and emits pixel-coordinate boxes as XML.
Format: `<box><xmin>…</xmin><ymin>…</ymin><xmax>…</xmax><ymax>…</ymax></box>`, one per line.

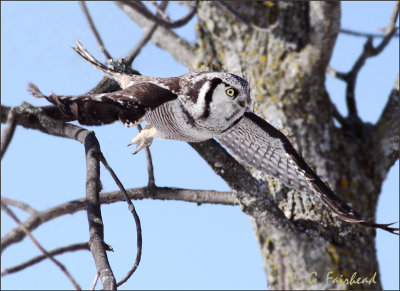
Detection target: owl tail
<box><xmin>316</xmin><ymin>186</ymin><xmax>399</xmax><ymax>235</ymax></box>
<box><xmin>360</xmin><ymin>221</ymin><xmax>399</xmax><ymax>234</ymax></box>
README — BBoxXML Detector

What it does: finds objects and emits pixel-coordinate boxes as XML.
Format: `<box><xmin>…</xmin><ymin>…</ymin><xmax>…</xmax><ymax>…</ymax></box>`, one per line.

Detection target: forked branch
<box><xmin>329</xmin><ymin>2</ymin><xmax>399</xmax><ymax>120</ymax></box>
<box><xmin>115</xmin><ymin>1</ymin><xmax>197</xmax><ymax>69</ymax></box>
<box><xmin>119</xmin><ymin>1</ymin><xmax>198</xmax><ymax>29</ymax></box>
<box><xmin>1</xmin><ymin>242</ymin><xmax>91</xmax><ymax>277</ymax></box>
<box><xmin>1</xmin><ymin>202</ymin><xmax>81</xmax><ymax>290</ymax></box>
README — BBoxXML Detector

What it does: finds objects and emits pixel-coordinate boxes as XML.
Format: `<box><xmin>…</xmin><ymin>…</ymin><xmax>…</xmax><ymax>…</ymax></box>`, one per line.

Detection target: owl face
<box><xmin>180</xmin><ymin>72</ymin><xmax>251</xmax><ymax>131</ymax></box>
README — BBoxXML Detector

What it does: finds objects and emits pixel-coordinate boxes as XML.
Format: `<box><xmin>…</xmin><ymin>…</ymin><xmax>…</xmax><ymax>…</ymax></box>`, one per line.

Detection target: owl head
<box><xmin>180</xmin><ymin>72</ymin><xmax>251</xmax><ymax>130</ymax></box>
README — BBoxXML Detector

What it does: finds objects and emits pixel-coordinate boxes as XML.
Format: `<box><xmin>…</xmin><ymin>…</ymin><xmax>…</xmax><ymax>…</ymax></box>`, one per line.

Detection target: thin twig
<box><xmin>136</xmin><ymin>124</ymin><xmax>155</xmax><ymax>187</ymax></box>
<box><xmin>1</xmin><ymin>107</ymin><xmax>17</xmax><ymax>160</ymax></box>
<box><xmin>1</xmin><ymin>242</ymin><xmax>90</xmax><ymax>277</ymax></box>
<box><xmin>120</xmin><ymin>0</ymin><xmax>198</xmax><ymax>29</ymax></box>
<box><xmin>99</xmin><ymin>153</ymin><xmax>142</xmax><ymax>287</ymax></box>
<box><xmin>91</xmin><ymin>272</ymin><xmax>100</xmax><ymax>290</ymax></box>
<box><xmin>1</xmin><ymin>202</ymin><xmax>81</xmax><ymax>290</ymax></box>
<box><xmin>125</xmin><ymin>1</ymin><xmax>168</xmax><ymax>65</ymax></box>
<box><xmin>340</xmin><ymin>28</ymin><xmax>399</xmax><ymax>38</ymax></box>
<box><xmin>1</xmin><ymin>197</ymin><xmax>38</xmax><ymax>215</ymax></box>
<box><xmin>151</xmin><ymin>1</ymin><xmax>170</xmax><ymax>21</ymax></box>
<box><xmin>80</xmin><ymin>1</ymin><xmax>112</xmax><ymax>60</ymax></box>
<box><xmin>125</xmin><ymin>21</ymin><xmax>159</xmax><ymax>65</ymax></box>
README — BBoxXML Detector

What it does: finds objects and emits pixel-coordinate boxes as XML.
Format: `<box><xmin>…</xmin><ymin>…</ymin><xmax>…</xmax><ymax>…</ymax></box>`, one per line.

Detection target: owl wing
<box><xmin>28</xmin><ymin>82</ymin><xmax>177</xmax><ymax>126</ymax></box>
<box><xmin>217</xmin><ymin>110</ymin><xmax>368</xmax><ymax>224</ymax></box>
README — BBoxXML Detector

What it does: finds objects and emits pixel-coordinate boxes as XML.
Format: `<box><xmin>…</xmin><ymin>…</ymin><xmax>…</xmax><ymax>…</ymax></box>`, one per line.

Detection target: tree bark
<box><xmin>191</xmin><ymin>2</ymin><xmax>392</xmax><ymax>289</ymax></box>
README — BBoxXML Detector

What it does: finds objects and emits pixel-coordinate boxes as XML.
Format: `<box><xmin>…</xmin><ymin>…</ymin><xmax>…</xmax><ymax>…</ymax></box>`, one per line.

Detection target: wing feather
<box><xmin>217</xmin><ymin>110</ymin><xmax>365</xmax><ymax>223</ymax></box>
<box><xmin>28</xmin><ymin>82</ymin><xmax>177</xmax><ymax>126</ymax></box>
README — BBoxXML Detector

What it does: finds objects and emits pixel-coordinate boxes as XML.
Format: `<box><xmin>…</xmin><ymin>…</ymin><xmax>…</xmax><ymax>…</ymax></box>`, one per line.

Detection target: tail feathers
<box><xmin>360</xmin><ymin>221</ymin><xmax>399</xmax><ymax>235</ymax></box>
<box><xmin>72</xmin><ymin>39</ymin><xmax>124</xmax><ymax>84</ymax></box>
<box><xmin>314</xmin><ymin>184</ymin><xmax>398</xmax><ymax>235</ymax></box>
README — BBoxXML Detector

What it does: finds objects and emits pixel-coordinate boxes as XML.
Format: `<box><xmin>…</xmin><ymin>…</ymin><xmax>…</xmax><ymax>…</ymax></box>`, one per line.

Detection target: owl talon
<box><xmin>128</xmin><ymin>125</ymin><xmax>157</xmax><ymax>154</ymax></box>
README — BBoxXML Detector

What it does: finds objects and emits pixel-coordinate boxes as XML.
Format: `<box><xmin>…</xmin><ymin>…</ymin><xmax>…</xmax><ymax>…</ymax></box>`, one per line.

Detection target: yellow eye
<box><xmin>226</xmin><ymin>88</ymin><xmax>236</xmax><ymax>97</ymax></box>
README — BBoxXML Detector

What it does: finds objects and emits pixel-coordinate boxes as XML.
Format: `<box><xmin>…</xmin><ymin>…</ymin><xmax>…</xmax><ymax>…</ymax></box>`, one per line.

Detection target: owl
<box><xmin>28</xmin><ymin>40</ymin><xmax>397</xmax><ymax>234</ymax></box>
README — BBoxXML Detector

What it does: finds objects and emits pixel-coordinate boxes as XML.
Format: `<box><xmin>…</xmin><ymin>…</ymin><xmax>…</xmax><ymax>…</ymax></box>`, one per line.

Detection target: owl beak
<box><xmin>239</xmin><ymin>96</ymin><xmax>251</xmax><ymax>108</ymax></box>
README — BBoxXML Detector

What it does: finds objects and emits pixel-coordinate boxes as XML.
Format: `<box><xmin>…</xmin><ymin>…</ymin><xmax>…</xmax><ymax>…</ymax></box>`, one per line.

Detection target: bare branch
<box><xmin>115</xmin><ymin>1</ymin><xmax>197</xmax><ymax>69</ymax></box>
<box><xmin>337</xmin><ymin>2</ymin><xmax>399</xmax><ymax>120</ymax></box>
<box><xmin>1</xmin><ymin>197</ymin><xmax>38</xmax><ymax>216</ymax></box>
<box><xmin>91</xmin><ymin>272</ymin><xmax>100</xmax><ymax>290</ymax></box>
<box><xmin>84</xmin><ymin>132</ymin><xmax>117</xmax><ymax>290</ymax></box>
<box><xmin>1</xmin><ymin>104</ymin><xmax>75</xmax><ymax>124</ymax></box>
<box><xmin>99</xmin><ymin>154</ymin><xmax>142</xmax><ymax>287</ymax></box>
<box><xmin>1</xmin><ymin>107</ymin><xmax>17</xmax><ymax>160</ymax></box>
<box><xmin>119</xmin><ymin>0</ymin><xmax>198</xmax><ymax>29</ymax></box>
<box><xmin>80</xmin><ymin>1</ymin><xmax>112</xmax><ymax>60</ymax></box>
<box><xmin>345</xmin><ymin>37</ymin><xmax>372</xmax><ymax>118</ymax></box>
<box><xmin>125</xmin><ymin>21</ymin><xmax>158</xmax><ymax>65</ymax></box>
<box><xmin>388</xmin><ymin>2</ymin><xmax>400</xmax><ymax>33</ymax></box>
<box><xmin>151</xmin><ymin>1</ymin><xmax>170</xmax><ymax>21</ymax></box>
<box><xmin>1</xmin><ymin>185</ymin><xmax>234</xmax><ymax>253</ymax></box>
<box><xmin>340</xmin><ymin>28</ymin><xmax>399</xmax><ymax>38</ymax></box>
<box><xmin>124</xmin><ymin>1</ymin><xmax>168</xmax><ymax>65</ymax></box>
<box><xmin>1</xmin><ymin>202</ymin><xmax>81</xmax><ymax>290</ymax></box>
<box><xmin>136</xmin><ymin>124</ymin><xmax>155</xmax><ymax>187</ymax></box>
<box><xmin>144</xmin><ymin>144</ymin><xmax>155</xmax><ymax>188</ymax></box>
<box><xmin>1</xmin><ymin>242</ymin><xmax>90</xmax><ymax>277</ymax></box>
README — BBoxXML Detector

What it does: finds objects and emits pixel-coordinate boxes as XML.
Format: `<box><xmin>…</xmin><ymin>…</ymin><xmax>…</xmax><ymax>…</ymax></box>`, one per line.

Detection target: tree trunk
<box><xmin>193</xmin><ymin>2</ymin><xmax>391</xmax><ymax>289</ymax></box>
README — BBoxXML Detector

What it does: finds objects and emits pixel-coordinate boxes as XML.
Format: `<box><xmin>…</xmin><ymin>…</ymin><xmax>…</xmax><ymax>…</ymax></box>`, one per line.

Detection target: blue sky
<box><xmin>1</xmin><ymin>1</ymin><xmax>398</xmax><ymax>290</ymax></box>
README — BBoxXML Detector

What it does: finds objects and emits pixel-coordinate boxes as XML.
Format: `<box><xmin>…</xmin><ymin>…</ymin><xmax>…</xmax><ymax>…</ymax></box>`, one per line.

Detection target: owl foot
<box><xmin>128</xmin><ymin>124</ymin><xmax>157</xmax><ymax>154</ymax></box>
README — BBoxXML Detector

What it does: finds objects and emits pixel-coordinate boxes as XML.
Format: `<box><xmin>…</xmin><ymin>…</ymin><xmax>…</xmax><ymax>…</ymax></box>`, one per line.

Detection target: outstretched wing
<box><xmin>28</xmin><ymin>82</ymin><xmax>177</xmax><ymax>126</ymax></box>
<box><xmin>217</xmin><ymin>110</ymin><xmax>366</xmax><ymax>223</ymax></box>
<box><xmin>218</xmin><ymin>111</ymin><xmax>399</xmax><ymax>233</ymax></box>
